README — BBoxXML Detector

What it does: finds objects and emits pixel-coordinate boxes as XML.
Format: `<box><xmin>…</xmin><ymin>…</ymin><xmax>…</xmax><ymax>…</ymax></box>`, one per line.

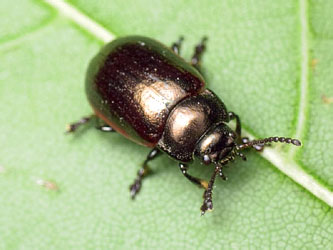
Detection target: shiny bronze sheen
<box><xmin>158</xmin><ymin>89</ymin><xmax>229</xmax><ymax>162</ymax></box>
<box><xmin>86</xmin><ymin>36</ymin><xmax>205</xmax><ymax>147</ymax></box>
<box><xmin>72</xmin><ymin>35</ymin><xmax>302</xmax><ymax>215</ymax></box>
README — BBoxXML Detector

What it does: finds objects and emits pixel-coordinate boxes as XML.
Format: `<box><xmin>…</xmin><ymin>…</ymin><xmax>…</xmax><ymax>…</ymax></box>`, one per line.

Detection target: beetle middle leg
<box><xmin>67</xmin><ymin>115</ymin><xmax>116</xmax><ymax>133</ymax></box>
<box><xmin>178</xmin><ymin>163</ymin><xmax>208</xmax><ymax>189</ymax></box>
<box><xmin>130</xmin><ymin>148</ymin><xmax>161</xmax><ymax>198</ymax></box>
<box><xmin>191</xmin><ymin>37</ymin><xmax>208</xmax><ymax>71</ymax></box>
<box><xmin>171</xmin><ymin>36</ymin><xmax>184</xmax><ymax>55</ymax></box>
<box><xmin>66</xmin><ymin>115</ymin><xmax>95</xmax><ymax>133</ymax></box>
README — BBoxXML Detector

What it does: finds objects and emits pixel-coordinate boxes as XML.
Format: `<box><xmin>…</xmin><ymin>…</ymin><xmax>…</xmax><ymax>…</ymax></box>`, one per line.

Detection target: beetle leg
<box><xmin>171</xmin><ymin>36</ymin><xmax>184</xmax><ymax>55</ymax></box>
<box><xmin>228</xmin><ymin>111</ymin><xmax>242</xmax><ymax>139</ymax></box>
<box><xmin>201</xmin><ymin>159</ymin><xmax>232</xmax><ymax>215</ymax></box>
<box><xmin>228</xmin><ymin>112</ymin><xmax>266</xmax><ymax>151</ymax></box>
<box><xmin>130</xmin><ymin>148</ymin><xmax>161</xmax><ymax>199</ymax></box>
<box><xmin>201</xmin><ymin>166</ymin><xmax>219</xmax><ymax>215</ymax></box>
<box><xmin>218</xmin><ymin>168</ymin><xmax>228</xmax><ymax>181</ymax></box>
<box><xmin>178</xmin><ymin>163</ymin><xmax>208</xmax><ymax>189</ymax></box>
<box><xmin>191</xmin><ymin>37</ymin><xmax>208</xmax><ymax>71</ymax></box>
<box><xmin>67</xmin><ymin>115</ymin><xmax>116</xmax><ymax>133</ymax></box>
<box><xmin>66</xmin><ymin>115</ymin><xmax>95</xmax><ymax>133</ymax></box>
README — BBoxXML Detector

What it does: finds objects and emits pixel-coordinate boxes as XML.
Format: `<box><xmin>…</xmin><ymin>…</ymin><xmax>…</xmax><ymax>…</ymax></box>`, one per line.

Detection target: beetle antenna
<box><xmin>236</xmin><ymin>136</ymin><xmax>301</xmax><ymax>151</ymax></box>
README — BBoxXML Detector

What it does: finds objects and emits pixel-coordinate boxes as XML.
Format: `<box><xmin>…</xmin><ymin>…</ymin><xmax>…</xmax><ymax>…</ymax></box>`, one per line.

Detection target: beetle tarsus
<box><xmin>129</xmin><ymin>148</ymin><xmax>161</xmax><ymax>198</ymax></box>
<box><xmin>130</xmin><ymin>166</ymin><xmax>145</xmax><ymax>200</ymax></box>
<box><xmin>171</xmin><ymin>36</ymin><xmax>184</xmax><ymax>55</ymax></box>
<box><xmin>201</xmin><ymin>189</ymin><xmax>213</xmax><ymax>215</ymax></box>
<box><xmin>129</xmin><ymin>164</ymin><xmax>150</xmax><ymax>199</ymax></box>
<box><xmin>191</xmin><ymin>37</ymin><xmax>208</xmax><ymax>71</ymax></box>
<box><xmin>66</xmin><ymin>115</ymin><xmax>94</xmax><ymax>133</ymax></box>
<box><xmin>200</xmin><ymin>166</ymin><xmax>219</xmax><ymax>215</ymax></box>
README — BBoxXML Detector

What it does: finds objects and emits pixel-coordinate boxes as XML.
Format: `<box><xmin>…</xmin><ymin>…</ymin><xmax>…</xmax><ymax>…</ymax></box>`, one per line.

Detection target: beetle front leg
<box><xmin>179</xmin><ymin>163</ymin><xmax>208</xmax><ymax>189</ymax></box>
<box><xmin>201</xmin><ymin>166</ymin><xmax>219</xmax><ymax>215</ymax></box>
<box><xmin>201</xmin><ymin>157</ymin><xmax>236</xmax><ymax>215</ymax></box>
<box><xmin>130</xmin><ymin>148</ymin><xmax>161</xmax><ymax>198</ymax></box>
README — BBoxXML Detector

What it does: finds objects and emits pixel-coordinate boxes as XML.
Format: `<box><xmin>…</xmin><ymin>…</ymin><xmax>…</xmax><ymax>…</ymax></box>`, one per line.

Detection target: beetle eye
<box><xmin>203</xmin><ymin>154</ymin><xmax>211</xmax><ymax>165</ymax></box>
<box><xmin>228</xmin><ymin>132</ymin><xmax>236</xmax><ymax>139</ymax></box>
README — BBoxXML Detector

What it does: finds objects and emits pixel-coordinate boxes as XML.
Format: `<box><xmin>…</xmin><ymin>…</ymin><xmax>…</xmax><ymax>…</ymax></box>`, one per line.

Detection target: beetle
<box><xmin>67</xmin><ymin>36</ymin><xmax>301</xmax><ymax>215</ymax></box>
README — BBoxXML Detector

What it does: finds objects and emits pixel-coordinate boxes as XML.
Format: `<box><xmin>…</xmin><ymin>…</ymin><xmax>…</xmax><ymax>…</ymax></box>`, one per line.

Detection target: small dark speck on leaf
<box><xmin>322</xmin><ymin>95</ymin><xmax>333</xmax><ymax>104</ymax></box>
<box><xmin>310</xmin><ymin>58</ymin><xmax>318</xmax><ymax>70</ymax></box>
<box><xmin>36</xmin><ymin>179</ymin><xmax>59</xmax><ymax>191</ymax></box>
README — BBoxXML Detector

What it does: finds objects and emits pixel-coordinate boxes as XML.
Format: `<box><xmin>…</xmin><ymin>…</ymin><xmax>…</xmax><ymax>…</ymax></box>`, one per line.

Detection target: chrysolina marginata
<box><xmin>68</xmin><ymin>36</ymin><xmax>301</xmax><ymax>215</ymax></box>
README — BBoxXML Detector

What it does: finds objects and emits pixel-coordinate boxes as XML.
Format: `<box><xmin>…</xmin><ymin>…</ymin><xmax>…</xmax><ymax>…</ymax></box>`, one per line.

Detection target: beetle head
<box><xmin>195</xmin><ymin>123</ymin><xmax>302</xmax><ymax>166</ymax></box>
<box><xmin>194</xmin><ymin>123</ymin><xmax>237</xmax><ymax>165</ymax></box>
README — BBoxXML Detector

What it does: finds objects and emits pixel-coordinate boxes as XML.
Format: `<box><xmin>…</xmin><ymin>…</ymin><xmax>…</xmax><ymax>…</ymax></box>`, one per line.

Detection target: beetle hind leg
<box><xmin>191</xmin><ymin>37</ymin><xmax>208</xmax><ymax>71</ymax></box>
<box><xmin>130</xmin><ymin>148</ymin><xmax>161</xmax><ymax>198</ymax></box>
<box><xmin>171</xmin><ymin>36</ymin><xmax>184</xmax><ymax>55</ymax></box>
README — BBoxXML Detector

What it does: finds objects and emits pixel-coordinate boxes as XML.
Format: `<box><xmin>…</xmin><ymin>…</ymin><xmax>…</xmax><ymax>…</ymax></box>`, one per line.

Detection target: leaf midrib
<box><xmin>289</xmin><ymin>0</ymin><xmax>309</xmax><ymax>158</ymax></box>
<box><xmin>43</xmin><ymin>0</ymin><xmax>333</xmax><ymax>207</ymax></box>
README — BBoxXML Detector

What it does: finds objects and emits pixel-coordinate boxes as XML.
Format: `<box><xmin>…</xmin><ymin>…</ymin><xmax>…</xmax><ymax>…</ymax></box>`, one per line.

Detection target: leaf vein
<box><xmin>290</xmin><ymin>0</ymin><xmax>310</xmax><ymax>157</ymax></box>
<box><xmin>44</xmin><ymin>0</ymin><xmax>115</xmax><ymax>43</ymax></box>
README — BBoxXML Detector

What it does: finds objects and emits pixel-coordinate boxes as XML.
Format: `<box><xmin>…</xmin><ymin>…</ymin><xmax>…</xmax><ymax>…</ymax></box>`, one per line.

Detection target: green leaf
<box><xmin>0</xmin><ymin>0</ymin><xmax>332</xmax><ymax>248</ymax></box>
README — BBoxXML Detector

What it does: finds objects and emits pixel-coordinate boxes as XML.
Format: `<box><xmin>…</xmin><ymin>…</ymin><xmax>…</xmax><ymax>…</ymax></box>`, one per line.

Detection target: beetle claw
<box><xmin>129</xmin><ymin>180</ymin><xmax>142</xmax><ymax>199</ymax></box>
<box><xmin>200</xmin><ymin>198</ymin><xmax>213</xmax><ymax>215</ymax></box>
<box><xmin>200</xmin><ymin>189</ymin><xmax>213</xmax><ymax>215</ymax></box>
